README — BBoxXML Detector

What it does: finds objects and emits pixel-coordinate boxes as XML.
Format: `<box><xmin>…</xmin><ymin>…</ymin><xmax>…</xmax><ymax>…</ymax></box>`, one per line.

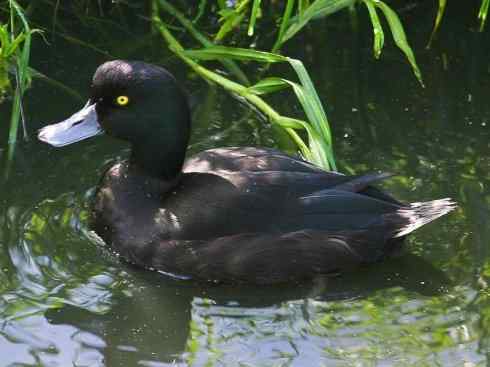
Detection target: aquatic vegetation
<box><xmin>0</xmin><ymin>0</ymin><xmax>40</xmax><ymax>167</ymax></box>
<box><xmin>479</xmin><ymin>0</ymin><xmax>490</xmax><ymax>31</ymax></box>
<box><xmin>156</xmin><ymin>1</ymin><xmax>337</xmax><ymax>170</ymax></box>
<box><xmin>1</xmin><ymin>0</ymin><xmax>488</xmax><ymax>170</ymax></box>
<box><xmin>154</xmin><ymin>0</ymin><xmax>422</xmax><ymax>170</ymax></box>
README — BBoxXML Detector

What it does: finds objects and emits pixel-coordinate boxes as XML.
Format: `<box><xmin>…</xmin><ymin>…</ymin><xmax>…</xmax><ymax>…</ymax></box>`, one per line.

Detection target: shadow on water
<box><xmin>43</xmin><ymin>252</ymin><xmax>450</xmax><ymax>366</ymax></box>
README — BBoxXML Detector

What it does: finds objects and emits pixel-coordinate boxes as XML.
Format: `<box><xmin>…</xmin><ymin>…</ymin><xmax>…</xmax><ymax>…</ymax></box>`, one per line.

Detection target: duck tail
<box><xmin>393</xmin><ymin>198</ymin><xmax>457</xmax><ymax>238</ymax></box>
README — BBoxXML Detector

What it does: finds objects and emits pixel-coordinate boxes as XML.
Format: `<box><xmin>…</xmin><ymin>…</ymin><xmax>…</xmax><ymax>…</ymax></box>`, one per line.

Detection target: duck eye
<box><xmin>115</xmin><ymin>95</ymin><xmax>130</xmax><ymax>106</ymax></box>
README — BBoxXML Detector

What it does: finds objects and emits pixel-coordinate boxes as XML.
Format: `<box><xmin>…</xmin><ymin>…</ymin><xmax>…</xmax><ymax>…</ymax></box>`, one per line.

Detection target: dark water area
<box><xmin>0</xmin><ymin>1</ymin><xmax>489</xmax><ymax>366</ymax></box>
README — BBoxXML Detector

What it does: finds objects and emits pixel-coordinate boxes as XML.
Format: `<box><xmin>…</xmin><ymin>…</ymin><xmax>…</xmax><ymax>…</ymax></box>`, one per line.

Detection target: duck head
<box><xmin>39</xmin><ymin>60</ymin><xmax>191</xmax><ymax>179</ymax></box>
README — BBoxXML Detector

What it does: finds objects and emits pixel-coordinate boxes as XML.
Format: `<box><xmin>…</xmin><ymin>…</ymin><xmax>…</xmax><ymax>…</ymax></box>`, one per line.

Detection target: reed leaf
<box><xmin>478</xmin><ymin>0</ymin><xmax>489</xmax><ymax>31</ymax></box>
<box><xmin>362</xmin><ymin>0</ymin><xmax>384</xmax><ymax>59</ymax></box>
<box><xmin>154</xmin><ymin>16</ymin><xmax>336</xmax><ymax>170</ymax></box>
<box><xmin>272</xmin><ymin>0</ymin><xmax>296</xmax><ymax>52</ymax></box>
<box><xmin>427</xmin><ymin>0</ymin><xmax>447</xmax><ymax>47</ymax></box>
<box><xmin>158</xmin><ymin>0</ymin><xmax>249</xmax><ymax>85</ymax></box>
<box><xmin>247</xmin><ymin>0</ymin><xmax>261</xmax><ymax>36</ymax></box>
<box><xmin>183</xmin><ymin>46</ymin><xmax>287</xmax><ymax>63</ymax></box>
<box><xmin>192</xmin><ymin>0</ymin><xmax>207</xmax><ymax>23</ymax></box>
<box><xmin>247</xmin><ymin>77</ymin><xmax>289</xmax><ymax>95</ymax></box>
<box><xmin>215</xmin><ymin>0</ymin><xmax>251</xmax><ymax>42</ymax></box>
<box><xmin>283</xmin><ymin>0</ymin><xmax>355</xmax><ymax>42</ymax></box>
<box><xmin>374</xmin><ymin>0</ymin><xmax>424</xmax><ymax>87</ymax></box>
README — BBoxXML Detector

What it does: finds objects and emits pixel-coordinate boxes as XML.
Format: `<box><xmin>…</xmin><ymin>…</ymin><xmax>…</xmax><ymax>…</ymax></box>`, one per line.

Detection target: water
<box><xmin>1</xmin><ymin>2</ymin><xmax>490</xmax><ymax>366</ymax></box>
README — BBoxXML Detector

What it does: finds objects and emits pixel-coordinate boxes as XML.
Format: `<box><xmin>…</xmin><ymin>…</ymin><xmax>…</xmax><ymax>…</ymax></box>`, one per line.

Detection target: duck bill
<box><xmin>38</xmin><ymin>101</ymin><xmax>103</xmax><ymax>147</ymax></box>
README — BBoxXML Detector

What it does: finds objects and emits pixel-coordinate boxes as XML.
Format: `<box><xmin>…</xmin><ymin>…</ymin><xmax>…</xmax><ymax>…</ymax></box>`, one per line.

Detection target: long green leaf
<box><xmin>247</xmin><ymin>77</ymin><xmax>289</xmax><ymax>95</ymax></box>
<box><xmin>215</xmin><ymin>0</ymin><xmax>251</xmax><ymax>41</ymax></box>
<box><xmin>192</xmin><ymin>0</ymin><xmax>207</xmax><ymax>23</ymax></box>
<box><xmin>247</xmin><ymin>0</ymin><xmax>261</xmax><ymax>36</ymax></box>
<box><xmin>374</xmin><ymin>0</ymin><xmax>424</xmax><ymax>87</ymax></box>
<box><xmin>0</xmin><ymin>24</ymin><xmax>9</xmax><ymax>51</ymax></box>
<box><xmin>362</xmin><ymin>0</ymin><xmax>384</xmax><ymax>59</ymax></box>
<box><xmin>216</xmin><ymin>10</ymin><xmax>246</xmax><ymax>41</ymax></box>
<box><xmin>479</xmin><ymin>0</ymin><xmax>490</xmax><ymax>31</ymax></box>
<box><xmin>280</xmin><ymin>81</ymin><xmax>332</xmax><ymax>168</ymax></box>
<box><xmin>287</xmin><ymin>59</ymin><xmax>332</xmax><ymax>146</ymax></box>
<box><xmin>154</xmin><ymin>16</ymin><xmax>335</xmax><ymax>170</ymax></box>
<box><xmin>283</xmin><ymin>0</ymin><xmax>355</xmax><ymax>42</ymax></box>
<box><xmin>183</xmin><ymin>46</ymin><xmax>287</xmax><ymax>63</ymax></box>
<box><xmin>158</xmin><ymin>0</ymin><xmax>250</xmax><ymax>85</ymax></box>
<box><xmin>272</xmin><ymin>0</ymin><xmax>296</xmax><ymax>52</ymax></box>
<box><xmin>427</xmin><ymin>0</ymin><xmax>446</xmax><ymax>47</ymax></box>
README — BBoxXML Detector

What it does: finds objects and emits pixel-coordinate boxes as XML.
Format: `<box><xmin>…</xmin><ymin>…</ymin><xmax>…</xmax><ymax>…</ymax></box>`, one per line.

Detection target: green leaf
<box><xmin>374</xmin><ymin>0</ymin><xmax>424</xmax><ymax>87</ymax></box>
<box><xmin>362</xmin><ymin>0</ymin><xmax>384</xmax><ymax>59</ymax></box>
<box><xmin>284</xmin><ymin>0</ymin><xmax>355</xmax><ymax>42</ymax></box>
<box><xmin>215</xmin><ymin>10</ymin><xmax>246</xmax><ymax>41</ymax></box>
<box><xmin>0</xmin><ymin>24</ymin><xmax>10</xmax><ymax>56</ymax></box>
<box><xmin>287</xmin><ymin>59</ymin><xmax>332</xmax><ymax>146</ymax></box>
<box><xmin>273</xmin><ymin>0</ymin><xmax>296</xmax><ymax>52</ymax></box>
<box><xmin>478</xmin><ymin>0</ymin><xmax>490</xmax><ymax>32</ymax></box>
<box><xmin>214</xmin><ymin>0</ymin><xmax>252</xmax><ymax>42</ymax></box>
<box><xmin>280</xmin><ymin>77</ymin><xmax>334</xmax><ymax>169</ymax></box>
<box><xmin>247</xmin><ymin>0</ymin><xmax>262</xmax><ymax>36</ymax></box>
<box><xmin>247</xmin><ymin>77</ymin><xmax>289</xmax><ymax>95</ymax></box>
<box><xmin>427</xmin><ymin>0</ymin><xmax>446</xmax><ymax>47</ymax></box>
<box><xmin>158</xmin><ymin>1</ymin><xmax>250</xmax><ymax>85</ymax></box>
<box><xmin>5</xmin><ymin>31</ymin><xmax>31</xmax><ymax>57</ymax></box>
<box><xmin>155</xmin><ymin>19</ymin><xmax>336</xmax><ymax>170</ymax></box>
<box><xmin>183</xmin><ymin>46</ymin><xmax>287</xmax><ymax>63</ymax></box>
<box><xmin>192</xmin><ymin>0</ymin><xmax>208</xmax><ymax>23</ymax></box>
<box><xmin>298</xmin><ymin>0</ymin><xmax>311</xmax><ymax>16</ymax></box>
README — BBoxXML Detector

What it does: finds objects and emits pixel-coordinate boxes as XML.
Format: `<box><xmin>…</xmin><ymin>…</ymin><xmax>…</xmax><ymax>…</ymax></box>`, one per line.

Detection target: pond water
<box><xmin>1</xmin><ymin>2</ymin><xmax>489</xmax><ymax>366</ymax></box>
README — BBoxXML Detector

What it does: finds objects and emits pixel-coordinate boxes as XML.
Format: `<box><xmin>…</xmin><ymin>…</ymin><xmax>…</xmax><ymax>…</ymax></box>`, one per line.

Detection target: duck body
<box><xmin>38</xmin><ymin>60</ymin><xmax>456</xmax><ymax>284</ymax></box>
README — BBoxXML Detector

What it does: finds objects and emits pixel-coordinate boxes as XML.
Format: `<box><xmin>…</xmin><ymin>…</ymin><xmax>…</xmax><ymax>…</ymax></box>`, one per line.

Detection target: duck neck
<box><xmin>129</xmin><ymin>139</ymin><xmax>187</xmax><ymax>181</ymax></box>
<box><xmin>129</xmin><ymin>117</ymin><xmax>191</xmax><ymax>184</ymax></box>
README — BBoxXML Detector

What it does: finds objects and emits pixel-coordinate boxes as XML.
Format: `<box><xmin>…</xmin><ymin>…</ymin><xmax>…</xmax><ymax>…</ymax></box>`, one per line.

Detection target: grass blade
<box><xmin>284</xmin><ymin>0</ymin><xmax>355</xmax><ymax>42</ymax></box>
<box><xmin>181</xmin><ymin>45</ymin><xmax>335</xmax><ymax>169</ymax></box>
<box><xmin>287</xmin><ymin>59</ymin><xmax>332</xmax><ymax>145</ymax></box>
<box><xmin>427</xmin><ymin>0</ymin><xmax>446</xmax><ymax>47</ymax></box>
<box><xmin>247</xmin><ymin>77</ymin><xmax>289</xmax><ymax>95</ymax></box>
<box><xmin>192</xmin><ymin>0</ymin><xmax>207</xmax><ymax>23</ymax></box>
<box><xmin>214</xmin><ymin>0</ymin><xmax>251</xmax><ymax>41</ymax></box>
<box><xmin>183</xmin><ymin>46</ymin><xmax>287</xmax><ymax>62</ymax></box>
<box><xmin>478</xmin><ymin>0</ymin><xmax>490</xmax><ymax>31</ymax></box>
<box><xmin>154</xmin><ymin>16</ymin><xmax>336</xmax><ymax>170</ymax></box>
<box><xmin>362</xmin><ymin>0</ymin><xmax>384</xmax><ymax>59</ymax></box>
<box><xmin>247</xmin><ymin>0</ymin><xmax>261</xmax><ymax>36</ymax></box>
<box><xmin>374</xmin><ymin>0</ymin><xmax>424</xmax><ymax>87</ymax></box>
<box><xmin>157</xmin><ymin>0</ymin><xmax>250</xmax><ymax>85</ymax></box>
<box><xmin>216</xmin><ymin>10</ymin><xmax>246</xmax><ymax>41</ymax></box>
<box><xmin>272</xmin><ymin>0</ymin><xmax>295</xmax><ymax>52</ymax></box>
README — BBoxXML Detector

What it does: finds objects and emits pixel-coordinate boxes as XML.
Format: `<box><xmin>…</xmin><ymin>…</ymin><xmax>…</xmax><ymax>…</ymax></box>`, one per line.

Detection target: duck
<box><xmin>38</xmin><ymin>60</ymin><xmax>456</xmax><ymax>284</ymax></box>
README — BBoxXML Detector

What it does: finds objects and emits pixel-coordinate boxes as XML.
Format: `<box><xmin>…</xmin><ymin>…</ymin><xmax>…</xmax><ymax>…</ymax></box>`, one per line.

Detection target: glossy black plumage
<box><xmin>38</xmin><ymin>60</ymin><xmax>457</xmax><ymax>284</ymax></box>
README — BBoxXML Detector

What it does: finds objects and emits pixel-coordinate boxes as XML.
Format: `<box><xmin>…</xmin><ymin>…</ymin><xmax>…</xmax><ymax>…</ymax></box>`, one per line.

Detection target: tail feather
<box><xmin>393</xmin><ymin>198</ymin><xmax>457</xmax><ymax>238</ymax></box>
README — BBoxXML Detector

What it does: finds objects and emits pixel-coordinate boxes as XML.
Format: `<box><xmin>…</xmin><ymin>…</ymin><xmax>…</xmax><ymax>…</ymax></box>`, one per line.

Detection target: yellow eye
<box><xmin>116</xmin><ymin>95</ymin><xmax>130</xmax><ymax>106</ymax></box>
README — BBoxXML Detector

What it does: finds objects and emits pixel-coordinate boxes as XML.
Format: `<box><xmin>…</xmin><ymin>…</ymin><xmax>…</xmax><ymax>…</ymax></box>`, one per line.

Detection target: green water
<box><xmin>1</xmin><ymin>2</ymin><xmax>490</xmax><ymax>366</ymax></box>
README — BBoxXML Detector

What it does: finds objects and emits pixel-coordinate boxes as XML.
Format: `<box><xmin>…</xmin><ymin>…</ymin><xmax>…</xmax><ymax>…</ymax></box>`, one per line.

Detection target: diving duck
<box><xmin>38</xmin><ymin>60</ymin><xmax>456</xmax><ymax>284</ymax></box>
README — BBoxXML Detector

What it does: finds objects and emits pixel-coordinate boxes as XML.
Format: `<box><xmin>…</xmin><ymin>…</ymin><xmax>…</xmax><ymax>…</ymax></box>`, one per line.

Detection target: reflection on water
<box><xmin>1</xmin><ymin>1</ymin><xmax>490</xmax><ymax>366</ymax></box>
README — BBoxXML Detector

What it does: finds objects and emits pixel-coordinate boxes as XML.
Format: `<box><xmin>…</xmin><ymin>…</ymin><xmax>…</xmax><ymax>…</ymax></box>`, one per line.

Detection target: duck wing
<box><xmin>145</xmin><ymin>230</ymin><xmax>387</xmax><ymax>284</ymax></box>
<box><xmin>184</xmin><ymin>147</ymin><xmax>401</xmax><ymax>204</ymax></box>
<box><xmin>161</xmin><ymin>169</ymin><xmax>405</xmax><ymax>240</ymax></box>
<box><xmin>184</xmin><ymin>147</ymin><xmax>327</xmax><ymax>173</ymax></box>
